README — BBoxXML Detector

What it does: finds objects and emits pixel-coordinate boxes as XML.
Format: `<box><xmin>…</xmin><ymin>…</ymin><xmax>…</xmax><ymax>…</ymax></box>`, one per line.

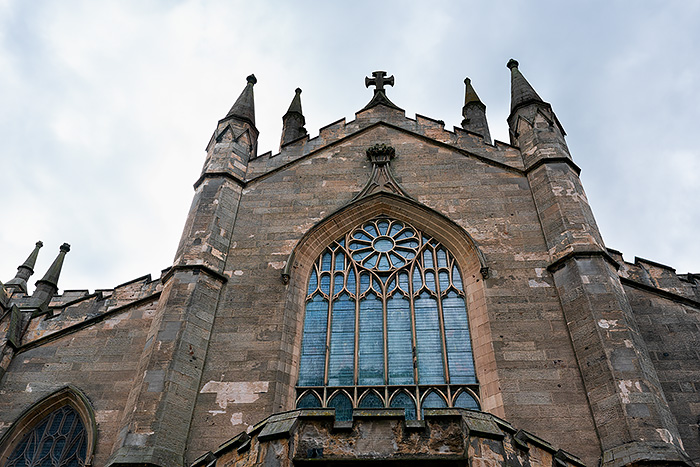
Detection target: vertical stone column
<box><xmin>506</xmin><ymin>58</ymin><xmax>689</xmax><ymax>464</ymax></box>
<box><xmin>107</xmin><ymin>75</ymin><xmax>257</xmax><ymax>466</ymax></box>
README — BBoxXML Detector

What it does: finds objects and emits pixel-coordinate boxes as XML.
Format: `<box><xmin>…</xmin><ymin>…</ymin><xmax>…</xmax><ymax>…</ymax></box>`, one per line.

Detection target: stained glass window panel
<box><xmin>414</xmin><ymin>292</ymin><xmax>444</xmax><ymax>384</ymax></box>
<box><xmin>328</xmin><ymin>393</ymin><xmax>353</xmax><ymax>421</ymax></box>
<box><xmin>358</xmin><ymin>392</ymin><xmax>384</xmax><ymax>408</ymax></box>
<box><xmin>358</xmin><ymin>293</ymin><xmax>384</xmax><ymax>385</ymax></box>
<box><xmin>455</xmin><ymin>391</ymin><xmax>480</xmax><ymax>410</ymax></box>
<box><xmin>298</xmin><ymin>296</ymin><xmax>328</xmax><ymax>386</ymax></box>
<box><xmin>390</xmin><ymin>392</ymin><xmax>417</xmax><ymax>420</ymax></box>
<box><xmin>328</xmin><ymin>294</ymin><xmax>355</xmax><ymax>386</ymax></box>
<box><xmin>386</xmin><ymin>295</ymin><xmax>413</xmax><ymax>385</ymax></box>
<box><xmin>443</xmin><ymin>292</ymin><xmax>476</xmax><ymax>384</ymax></box>
<box><xmin>6</xmin><ymin>405</ymin><xmax>87</xmax><ymax>467</ymax></box>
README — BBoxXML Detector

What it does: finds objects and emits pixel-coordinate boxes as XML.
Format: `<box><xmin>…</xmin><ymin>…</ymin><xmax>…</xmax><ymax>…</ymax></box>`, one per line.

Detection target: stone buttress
<box><xmin>506</xmin><ymin>59</ymin><xmax>691</xmax><ymax>466</ymax></box>
<box><xmin>106</xmin><ymin>76</ymin><xmax>258</xmax><ymax>466</ymax></box>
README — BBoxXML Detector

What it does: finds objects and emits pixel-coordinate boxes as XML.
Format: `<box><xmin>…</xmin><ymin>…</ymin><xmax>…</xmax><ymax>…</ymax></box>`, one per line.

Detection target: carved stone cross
<box><xmin>365</xmin><ymin>71</ymin><xmax>395</xmax><ymax>93</ymax></box>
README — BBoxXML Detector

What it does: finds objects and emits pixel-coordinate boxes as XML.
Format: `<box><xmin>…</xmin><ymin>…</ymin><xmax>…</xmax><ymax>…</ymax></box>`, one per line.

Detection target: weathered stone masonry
<box><xmin>0</xmin><ymin>62</ymin><xmax>698</xmax><ymax>467</ymax></box>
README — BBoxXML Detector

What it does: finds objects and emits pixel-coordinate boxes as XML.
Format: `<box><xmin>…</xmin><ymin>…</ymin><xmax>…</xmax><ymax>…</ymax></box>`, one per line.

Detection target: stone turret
<box><xmin>107</xmin><ymin>75</ymin><xmax>257</xmax><ymax>467</ymax></box>
<box><xmin>5</xmin><ymin>241</ymin><xmax>43</xmax><ymax>294</ymax></box>
<box><xmin>508</xmin><ymin>59</ymin><xmax>691</xmax><ymax>466</ymax></box>
<box><xmin>461</xmin><ymin>77</ymin><xmax>491</xmax><ymax>143</ymax></box>
<box><xmin>280</xmin><ymin>88</ymin><xmax>307</xmax><ymax>148</ymax></box>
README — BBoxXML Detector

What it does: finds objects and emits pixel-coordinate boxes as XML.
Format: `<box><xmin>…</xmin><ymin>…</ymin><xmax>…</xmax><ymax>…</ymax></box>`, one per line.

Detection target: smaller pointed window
<box><xmin>0</xmin><ymin>387</ymin><xmax>95</xmax><ymax>467</ymax></box>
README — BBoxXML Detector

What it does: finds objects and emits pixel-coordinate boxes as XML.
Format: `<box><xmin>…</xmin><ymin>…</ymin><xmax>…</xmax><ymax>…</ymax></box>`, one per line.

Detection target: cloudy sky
<box><xmin>1</xmin><ymin>1</ymin><xmax>699</xmax><ymax>292</ymax></box>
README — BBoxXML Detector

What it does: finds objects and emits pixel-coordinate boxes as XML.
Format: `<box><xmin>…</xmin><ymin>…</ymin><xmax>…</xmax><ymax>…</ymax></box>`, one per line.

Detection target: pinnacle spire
<box><xmin>5</xmin><ymin>241</ymin><xmax>43</xmax><ymax>293</ymax></box>
<box><xmin>225</xmin><ymin>74</ymin><xmax>257</xmax><ymax>127</ymax></box>
<box><xmin>461</xmin><ymin>77</ymin><xmax>491</xmax><ymax>143</ymax></box>
<box><xmin>280</xmin><ymin>88</ymin><xmax>307</xmax><ymax>148</ymax></box>
<box><xmin>507</xmin><ymin>59</ymin><xmax>544</xmax><ymax>112</ymax></box>
<box><xmin>31</xmin><ymin>243</ymin><xmax>70</xmax><ymax>309</ymax></box>
<box><xmin>38</xmin><ymin>243</ymin><xmax>70</xmax><ymax>286</ymax></box>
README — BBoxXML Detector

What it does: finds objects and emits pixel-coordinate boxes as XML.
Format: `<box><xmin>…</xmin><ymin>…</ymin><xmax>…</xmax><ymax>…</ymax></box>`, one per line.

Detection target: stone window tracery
<box><xmin>5</xmin><ymin>405</ymin><xmax>88</xmax><ymax>467</ymax></box>
<box><xmin>296</xmin><ymin>216</ymin><xmax>479</xmax><ymax>419</ymax></box>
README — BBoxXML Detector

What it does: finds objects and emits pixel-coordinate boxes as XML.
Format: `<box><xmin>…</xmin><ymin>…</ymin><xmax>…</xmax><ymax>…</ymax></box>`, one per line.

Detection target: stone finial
<box><xmin>361</xmin><ymin>71</ymin><xmax>403</xmax><ymax>112</ymax></box>
<box><xmin>461</xmin><ymin>77</ymin><xmax>491</xmax><ymax>143</ymax></box>
<box><xmin>507</xmin><ymin>58</ymin><xmax>544</xmax><ymax>112</ymax></box>
<box><xmin>280</xmin><ymin>87</ymin><xmax>307</xmax><ymax>148</ymax></box>
<box><xmin>5</xmin><ymin>241</ymin><xmax>44</xmax><ymax>293</ymax></box>
<box><xmin>31</xmin><ymin>243</ymin><xmax>70</xmax><ymax>310</ymax></box>
<box><xmin>38</xmin><ymin>243</ymin><xmax>70</xmax><ymax>287</ymax></box>
<box><xmin>365</xmin><ymin>143</ymin><xmax>396</xmax><ymax>165</ymax></box>
<box><xmin>365</xmin><ymin>71</ymin><xmax>395</xmax><ymax>94</ymax></box>
<box><xmin>225</xmin><ymin>74</ymin><xmax>257</xmax><ymax>126</ymax></box>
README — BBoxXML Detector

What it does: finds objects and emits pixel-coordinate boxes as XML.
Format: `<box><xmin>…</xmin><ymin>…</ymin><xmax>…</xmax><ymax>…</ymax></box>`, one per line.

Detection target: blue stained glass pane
<box><xmin>387</xmin><ymin>295</ymin><xmax>413</xmax><ymax>384</ymax></box>
<box><xmin>365</xmin><ymin>253</ymin><xmax>378</xmax><ymax>268</ymax></box>
<box><xmin>320</xmin><ymin>274</ymin><xmax>331</xmax><ymax>294</ymax></box>
<box><xmin>377</xmin><ymin>220</ymin><xmax>389</xmax><ymax>235</ymax></box>
<box><xmin>299</xmin><ymin>296</ymin><xmax>328</xmax><ymax>386</ymax></box>
<box><xmin>359</xmin><ymin>392</ymin><xmax>384</xmax><ymax>408</ymax></box>
<box><xmin>423</xmin><ymin>250</ymin><xmax>434</xmax><ymax>267</ymax></box>
<box><xmin>322</xmin><ymin>252</ymin><xmax>332</xmax><ymax>271</ymax></box>
<box><xmin>438</xmin><ymin>271</ymin><xmax>449</xmax><ymax>292</ymax></box>
<box><xmin>390</xmin><ymin>392</ymin><xmax>416</xmax><ymax>420</ymax></box>
<box><xmin>328</xmin><ymin>295</ymin><xmax>355</xmax><ymax>386</ymax></box>
<box><xmin>349</xmin><ymin>242</ymin><xmax>363</xmax><ymax>250</ymax></box>
<box><xmin>423</xmin><ymin>391</ymin><xmax>447</xmax><ymax>408</ymax></box>
<box><xmin>452</xmin><ymin>265</ymin><xmax>463</xmax><ymax>289</ymax></box>
<box><xmin>335</xmin><ymin>252</ymin><xmax>345</xmax><ymax>270</ymax></box>
<box><xmin>297</xmin><ymin>393</ymin><xmax>322</xmax><ymax>408</ymax></box>
<box><xmin>329</xmin><ymin>393</ymin><xmax>353</xmax><ymax>421</ymax></box>
<box><xmin>366</xmin><ymin>224</ymin><xmax>378</xmax><ymax>237</ymax></box>
<box><xmin>360</xmin><ymin>273</ymin><xmax>370</xmax><ymax>293</ymax></box>
<box><xmin>347</xmin><ymin>269</ymin><xmax>356</xmax><ymax>292</ymax></box>
<box><xmin>455</xmin><ymin>392</ymin><xmax>480</xmax><ymax>410</ymax></box>
<box><xmin>378</xmin><ymin>255</ymin><xmax>390</xmax><ymax>270</ymax></box>
<box><xmin>353</xmin><ymin>250</ymin><xmax>370</xmax><ymax>262</ymax></box>
<box><xmin>389</xmin><ymin>252</ymin><xmax>404</xmax><ymax>267</ymax></box>
<box><xmin>354</xmin><ymin>232</ymin><xmax>371</xmax><ymax>241</ymax></box>
<box><xmin>398</xmin><ymin>272</ymin><xmax>409</xmax><ymax>292</ymax></box>
<box><xmin>414</xmin><ymin>293</ymin><xmax>445</xmax><ymax>384</ymax></box>
<box><xmin>443</xmin><ymin>293</ymin><xmax>476</xmax><ymax>383</ymax></box>
<box><xmin>359</xmin><ymin>294</ymin><xmax>384</xmax><ymax>385</ymax></box>
<box><xmin>425</xmin><ymin>272</ymin><xmax>436</xmax><ymax>291</ymax></box>
<box><xmin>334</xmin><ymin>273</ymin><xmax>344</xmax><ymax>292</ymax></box>
<box><xmin>412</xmin><ymin>269</ymin><xmax>422</xmax><ymax>291</ymax></box>
<box><xmin>339</xmin><ymin>239</ymin><xmax>345</xmax><ymax>247</ymax></box>
<box><xmin>389</xmin><ymin>223</ymin><xmax>402</xmax><ymax>236</ymax></box>
<box><xmin>437</xmin><ymin>249</ymin><xmax>448</xmax><ymax>268</ymax></box>
<box><xmin>308</xmin><ymin>270</ymin><xmax>318</xmax><ymax>294</ymax></box>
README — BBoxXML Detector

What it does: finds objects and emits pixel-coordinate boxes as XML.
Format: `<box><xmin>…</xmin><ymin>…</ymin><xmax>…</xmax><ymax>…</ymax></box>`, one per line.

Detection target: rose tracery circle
<box><xmin>348</xmin><ymin>219</ymin><xmax>420</xmax><ymax>272</ymax></box>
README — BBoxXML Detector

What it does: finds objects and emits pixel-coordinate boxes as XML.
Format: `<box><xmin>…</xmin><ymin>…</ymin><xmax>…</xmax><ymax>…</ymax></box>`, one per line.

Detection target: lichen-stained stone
<box><xmin>200</xmin><ymin>408</ymin><xmax>585</xmax><ymax>467</ymax></box>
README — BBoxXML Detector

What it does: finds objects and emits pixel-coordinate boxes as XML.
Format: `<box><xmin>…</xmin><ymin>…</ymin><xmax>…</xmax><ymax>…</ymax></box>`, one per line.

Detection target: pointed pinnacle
<box><xmin>38</xmin><ymin>243</ymin><xmax>70</xmax><ymax>287</ymax></box>
<box><xmin>507</xmin><ymin>58</ymin><xmax>544</xmax><ymax>111</ymax></box>
<box><xmin>20</xmin><ymin>241</ymin><xmax>43</xmax><ymax>272</ymax></box>
<box><xmin>463</xmin><ymin>78</ymin><xmax>485</xmax><ymax>107</ymax></box>
<box><xmin>226</xmin><ymin>74</ymin><xmax>257</xmax><ymax>126</ymax></box>
<box><xmin>5</xmin><ymin>241</ymin><xmax>44</xmax><ymax>293</ymax></box>
<box><xmin>285</xmin><ymin>88</ymin><xmax>304</xmax><ymax>116</ymax></box>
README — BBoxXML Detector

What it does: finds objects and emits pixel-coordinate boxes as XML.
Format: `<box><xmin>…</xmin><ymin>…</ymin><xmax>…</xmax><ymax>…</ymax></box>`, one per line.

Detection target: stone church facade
<box><xmin>0</xmin><ymin>61</ymin><xmax>698</xmax><ymax>467</ymax></box>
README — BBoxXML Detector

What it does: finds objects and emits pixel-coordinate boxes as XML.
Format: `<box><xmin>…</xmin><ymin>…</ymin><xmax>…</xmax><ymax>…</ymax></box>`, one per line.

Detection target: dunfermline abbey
<box><xmin>1</xmin><ymin>60</ymin><xmax>698</xmax><ymax>467</ymax></box>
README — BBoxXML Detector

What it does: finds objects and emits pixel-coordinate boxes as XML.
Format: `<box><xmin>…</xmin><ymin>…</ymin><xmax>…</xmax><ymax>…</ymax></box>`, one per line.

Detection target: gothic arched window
<box><xmin>296</xmin><ymin>216</ymin><xmax>479</xmax><ymax>419</ymax></box>
<box><xmin>0</xmin><ymin>387</ymin><xmax>95</xmax><ymax>467</ymax></box>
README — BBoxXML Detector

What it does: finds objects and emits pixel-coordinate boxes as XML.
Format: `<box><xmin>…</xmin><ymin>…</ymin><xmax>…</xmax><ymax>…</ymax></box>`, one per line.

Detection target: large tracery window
<box><xmin>296</xmin><ymin>216</ymin><xmax>479</xmax><ymax>419</ymax></box>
